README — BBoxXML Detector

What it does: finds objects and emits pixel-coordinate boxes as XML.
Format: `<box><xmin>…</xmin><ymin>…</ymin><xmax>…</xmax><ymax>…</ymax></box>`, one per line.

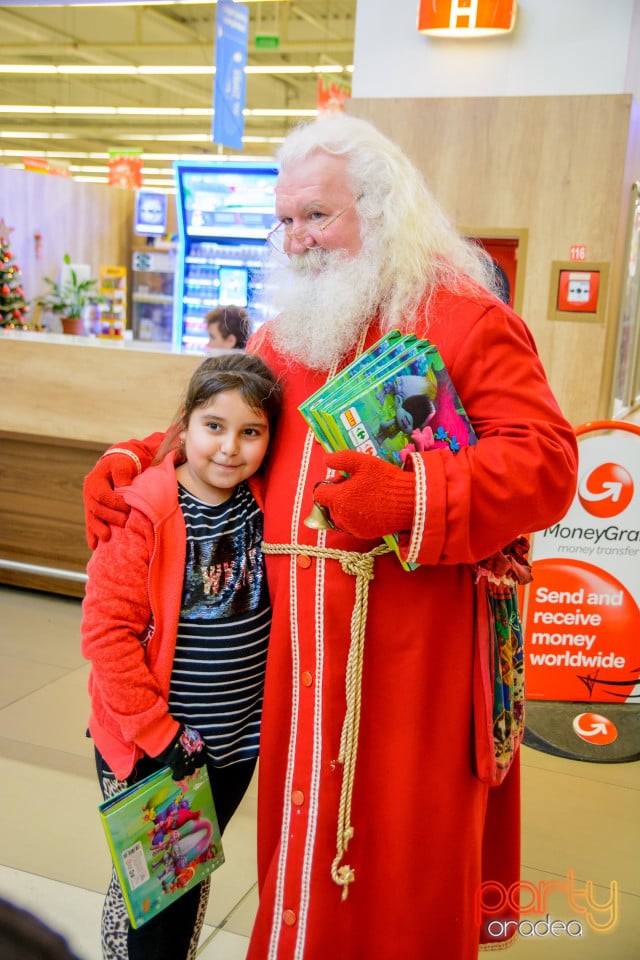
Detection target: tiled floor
<box><xmin>0</xmin><ymin>585</ymin><xmax>257</xmax><ymax>960</ymax></box>
<box><xmin>0</xmin><ymin>583</ymin><xmax>638</xmax><ymax>959</ymax></box>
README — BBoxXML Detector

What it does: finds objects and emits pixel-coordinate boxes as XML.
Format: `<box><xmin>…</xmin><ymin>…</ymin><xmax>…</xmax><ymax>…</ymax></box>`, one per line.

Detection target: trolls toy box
<box><xmin>99</xmin><ymin>764</ymin><xmax>224</xmax><ymax>927</ymax></box>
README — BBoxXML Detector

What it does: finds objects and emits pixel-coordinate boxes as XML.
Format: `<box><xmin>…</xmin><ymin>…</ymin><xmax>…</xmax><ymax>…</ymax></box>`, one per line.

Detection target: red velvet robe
<box><xmin>244</xmin><ymin>287</ymin><xmax>578</xmax><ymax>960</ymax></box>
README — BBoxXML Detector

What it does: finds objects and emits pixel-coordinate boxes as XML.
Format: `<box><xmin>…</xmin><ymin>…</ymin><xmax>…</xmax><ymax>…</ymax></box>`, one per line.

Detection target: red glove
<box><xmin>83</xmin><ymin>451</ymin><xmax>137</xmax><ymax>549</ymax></box>
<box><xmin>313</xmin><ymin>450</ymin><xmax>416</xmax><ymax>540</ymax></box>
<box><xmin>84</xmin><ymin>434</ymin><xmax>165</xmax><ymax>549</ymax></box>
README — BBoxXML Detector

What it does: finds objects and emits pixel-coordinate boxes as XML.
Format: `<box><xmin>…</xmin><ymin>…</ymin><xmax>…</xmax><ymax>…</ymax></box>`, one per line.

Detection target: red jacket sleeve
<box><xmin>400</xmin><ymin>301</ymin><xmax>578</xmax><ymax>566</ymax></box>
<box><xmin>81</xmin><ymin>509</ymin><xmax>178</xmax><ymax>755</ymax></box>
<box><xmin>112</xmin><ymin>431</ymin><xmax>166</xmax><ymax>470</ymax></box>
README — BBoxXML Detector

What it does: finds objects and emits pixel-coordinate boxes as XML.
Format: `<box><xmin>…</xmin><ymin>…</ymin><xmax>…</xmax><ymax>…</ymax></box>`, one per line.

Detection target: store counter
<box><xmin>0</xmin><ymin>331</ymin><xmax>203</xmax><ymax>596</ymax></box>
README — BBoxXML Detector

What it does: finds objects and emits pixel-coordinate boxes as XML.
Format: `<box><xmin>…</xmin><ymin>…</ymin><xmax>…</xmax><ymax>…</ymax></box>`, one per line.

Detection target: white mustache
<box><xmin>267</xmin><ymin>238</ymin><xmax>386</xmax><ymax>370</ymax></box>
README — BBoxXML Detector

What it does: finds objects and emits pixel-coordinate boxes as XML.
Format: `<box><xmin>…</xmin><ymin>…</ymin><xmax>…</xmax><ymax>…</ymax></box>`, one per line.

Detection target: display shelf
<box><xmin>132</xmin><ymin>292</ymin><xmax>174</xmax><ymax>304</ymax></box>
<box><xmin>98</xmin><ymin>264</ymin><xmax>127</xmax><ymax>338</ymax></box>
<box><xmin>131</xmin><ymin>246</ymin><xmax>177</xmax><ymax>341</ymax></box>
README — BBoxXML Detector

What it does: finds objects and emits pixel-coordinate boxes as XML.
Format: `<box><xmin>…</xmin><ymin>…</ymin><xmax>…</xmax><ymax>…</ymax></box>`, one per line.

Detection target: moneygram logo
<box><xmin>572</xmin><ymin>712</ymin><xmax>618</xmax><ymax>745</ymax></box>
<box><xmin>578</xmin><ymin>462</ymin><xmax>633</xmax><ymax>519</ymax></box>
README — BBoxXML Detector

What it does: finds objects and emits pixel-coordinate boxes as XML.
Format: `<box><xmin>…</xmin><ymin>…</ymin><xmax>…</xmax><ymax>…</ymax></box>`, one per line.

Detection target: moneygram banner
<box><xmin>524</xmin><ymin>421</ymin><xmax>640</xmax><ymax>702</ymax></box>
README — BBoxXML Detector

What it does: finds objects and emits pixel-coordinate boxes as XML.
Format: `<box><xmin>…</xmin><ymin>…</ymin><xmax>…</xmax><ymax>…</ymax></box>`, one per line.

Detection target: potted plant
<box><xmin>37</xmin><ymin>253</ymin><xmax>103</xmax><ymax>335</ymax></box>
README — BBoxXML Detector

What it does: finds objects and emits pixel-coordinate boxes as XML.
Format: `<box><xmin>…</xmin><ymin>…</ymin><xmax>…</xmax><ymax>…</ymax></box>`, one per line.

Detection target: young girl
<box><xmin>81</xmin><ymin>353</ymin><xmax>281</xmax><ymax>960</ymax></box>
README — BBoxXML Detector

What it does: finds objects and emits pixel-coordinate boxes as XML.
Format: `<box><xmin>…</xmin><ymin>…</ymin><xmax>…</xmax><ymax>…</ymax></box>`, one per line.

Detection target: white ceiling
<box><xmin>0</xmin><ymin>1</ymin><xmax>356</xmax><ymax>186</ymax></box>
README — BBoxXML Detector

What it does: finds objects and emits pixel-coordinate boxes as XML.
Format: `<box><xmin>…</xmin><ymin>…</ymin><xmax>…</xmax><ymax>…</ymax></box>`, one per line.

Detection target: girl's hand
<box><xmin>154</xmin><ymin>725</ymin><xmax>207</xmax><ymax>781</ymax></box>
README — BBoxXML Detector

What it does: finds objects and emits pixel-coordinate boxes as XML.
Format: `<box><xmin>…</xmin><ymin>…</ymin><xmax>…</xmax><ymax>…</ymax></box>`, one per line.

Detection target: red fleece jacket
<box><xmin>81</xmin><ymin>451</ymin><xmax>264</xmax><ymax>780</ymax></box>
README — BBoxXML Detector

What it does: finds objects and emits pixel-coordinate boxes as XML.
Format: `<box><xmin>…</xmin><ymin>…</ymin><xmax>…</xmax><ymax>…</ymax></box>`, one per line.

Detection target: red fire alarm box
<box><xmin>557</xmin><ymin>269</ymin><xmax>600</xmax><ymax>312</ymax></box>
<box><xmin>548</xmin><ymin>260</ymin><xmax>609</xmax><ymax>323</ymax></box>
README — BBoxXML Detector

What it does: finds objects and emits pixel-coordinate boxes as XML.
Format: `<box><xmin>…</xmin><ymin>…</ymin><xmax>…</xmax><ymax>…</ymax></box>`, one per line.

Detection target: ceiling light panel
<box><xmin>0</xmin><ymin>0</ymin><xmax>356</xmax><ymax>178</ymax></box>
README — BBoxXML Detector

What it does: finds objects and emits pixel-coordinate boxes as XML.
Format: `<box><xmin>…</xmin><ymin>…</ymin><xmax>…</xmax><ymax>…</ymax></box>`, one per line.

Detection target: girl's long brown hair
<box><xmin>152</xmin><ymin>352</ymin><xmax>282</xmax><ymax>465</ymax></box>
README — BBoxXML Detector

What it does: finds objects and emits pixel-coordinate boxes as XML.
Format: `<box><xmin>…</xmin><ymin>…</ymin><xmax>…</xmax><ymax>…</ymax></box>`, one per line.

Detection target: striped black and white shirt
<box><xmin>168</xmin><ymin>481</ymin><xmax>270</xmax><ymax>768</ymax></box>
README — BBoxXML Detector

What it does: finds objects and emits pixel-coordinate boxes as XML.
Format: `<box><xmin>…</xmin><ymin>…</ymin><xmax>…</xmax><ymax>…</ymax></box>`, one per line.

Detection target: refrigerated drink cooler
<box><xmin>131</xmin><ymin>246</ymin><xmax>177</xmax><ymax>342</ymax></box>
<box><xmin>173</xmin><ymin>159</ymin><xmax>278</xmax><ymax>351</ymax></box>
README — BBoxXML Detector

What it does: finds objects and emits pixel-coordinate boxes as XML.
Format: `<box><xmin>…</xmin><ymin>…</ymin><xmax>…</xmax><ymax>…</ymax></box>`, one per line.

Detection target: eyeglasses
<box><xmin>266</xmin><ymin>197</ymin><xmax>360</xmax><ymax>255</ymax></box>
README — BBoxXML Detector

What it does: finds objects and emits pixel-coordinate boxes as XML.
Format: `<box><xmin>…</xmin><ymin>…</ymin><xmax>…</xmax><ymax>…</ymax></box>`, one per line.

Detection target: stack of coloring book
<box><xmin>298</xmin><ymin>330</ymin><xmax>476</xmax><ymax>570</ymax></box>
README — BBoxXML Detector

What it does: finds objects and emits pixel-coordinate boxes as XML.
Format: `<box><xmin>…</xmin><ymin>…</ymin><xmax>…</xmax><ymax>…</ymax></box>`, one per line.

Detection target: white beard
<box><xmin>267</xmin><ymin>239</ymin><xmax>387</xmax><ymax>371</ymax></box>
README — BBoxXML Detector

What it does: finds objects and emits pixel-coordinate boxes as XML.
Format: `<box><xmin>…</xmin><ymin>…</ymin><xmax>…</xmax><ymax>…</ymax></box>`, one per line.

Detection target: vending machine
<box><xmin>173</xmin><ymin>159</ymin><xmax>278</xmax><ymax>351</ymax></box>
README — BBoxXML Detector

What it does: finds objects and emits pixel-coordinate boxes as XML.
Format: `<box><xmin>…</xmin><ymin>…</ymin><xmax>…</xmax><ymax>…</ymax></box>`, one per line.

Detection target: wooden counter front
<box><xmin>0</xmin><ymin>333</ymin><xmax>203</xmax><ymax>596</ymax></box>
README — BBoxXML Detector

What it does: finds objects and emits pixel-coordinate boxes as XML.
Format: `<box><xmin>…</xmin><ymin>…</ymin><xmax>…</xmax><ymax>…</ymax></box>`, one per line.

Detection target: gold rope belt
<box><xmin>261</xmin><ymin>540</ymin><xmax>392</xmax><ymax>899</ymax></box>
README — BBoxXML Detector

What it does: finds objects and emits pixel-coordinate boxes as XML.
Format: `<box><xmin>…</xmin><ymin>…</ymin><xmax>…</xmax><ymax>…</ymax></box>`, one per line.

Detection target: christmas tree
<box><xmin>0</xmin><ymin>218</ymin><xmax>29</xmax><ymax>329</ymax></box>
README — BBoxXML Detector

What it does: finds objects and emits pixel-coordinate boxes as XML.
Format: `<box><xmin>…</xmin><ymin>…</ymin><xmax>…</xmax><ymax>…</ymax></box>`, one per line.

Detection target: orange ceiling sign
<box><xmin>417</xmin><ymin>0</ymin><xmax>517</xmax><ymax>37</ymax></box>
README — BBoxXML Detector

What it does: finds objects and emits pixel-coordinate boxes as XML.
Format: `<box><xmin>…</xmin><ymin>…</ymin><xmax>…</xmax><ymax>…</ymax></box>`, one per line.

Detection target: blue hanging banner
<box><xmin>213</xmin><ymin>0</ymin><xmax>249</xmax><ymax>151</ymax></box>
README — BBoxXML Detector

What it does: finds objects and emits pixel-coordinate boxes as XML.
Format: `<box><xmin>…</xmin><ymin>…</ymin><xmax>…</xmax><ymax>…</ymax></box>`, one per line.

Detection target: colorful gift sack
<box><xmin>472</xmin><ymin>536</ymin><xmax>531</xmax><ymax>786</ymax></box>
